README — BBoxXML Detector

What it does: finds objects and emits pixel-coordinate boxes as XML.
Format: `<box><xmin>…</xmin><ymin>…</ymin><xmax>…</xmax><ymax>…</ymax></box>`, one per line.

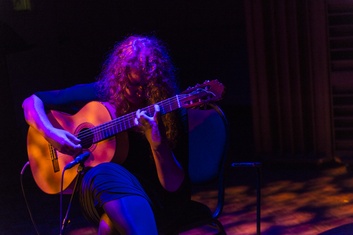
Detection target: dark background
<box><xmin>0</xmin><ymin>0</ymin><xmax>253</xmax><ymax>170</ymax></box>
<box><xmin>0</xmin><ymin>1</ymin><xmax>253</xmax><ymax>233</ymax></box>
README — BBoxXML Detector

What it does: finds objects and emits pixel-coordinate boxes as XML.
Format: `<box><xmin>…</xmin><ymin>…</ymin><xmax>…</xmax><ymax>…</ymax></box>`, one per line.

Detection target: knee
<box><xmin>103</xmin><ymin>196</ymin><xmax>158</xmax><ymax>234</ymax></box>
<box><xmin>98</xmin><ymin>213</ymin><xmax>118</xmax><ymax>235</ymax></box>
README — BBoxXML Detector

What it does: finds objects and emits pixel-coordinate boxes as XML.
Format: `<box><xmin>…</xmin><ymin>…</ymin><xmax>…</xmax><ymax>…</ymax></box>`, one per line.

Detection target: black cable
<box><xmin>20</xmin><ymin>161</ymin><xmax>41</xmax><ymax>235</ymax></box>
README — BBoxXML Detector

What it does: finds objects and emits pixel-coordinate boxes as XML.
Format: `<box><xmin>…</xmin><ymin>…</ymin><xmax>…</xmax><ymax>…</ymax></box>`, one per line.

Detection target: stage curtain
<box><xmin>244</xmin><ymin>0</ymin><xmax>333</xmax><ymax>162</ymax></box>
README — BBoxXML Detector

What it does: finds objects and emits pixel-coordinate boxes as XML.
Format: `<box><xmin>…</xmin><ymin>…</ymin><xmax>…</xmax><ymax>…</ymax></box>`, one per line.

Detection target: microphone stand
<box><xmin>59</xmin><ymin>161</ymin><xmax>86</xmax><ymax>235</ymax></box>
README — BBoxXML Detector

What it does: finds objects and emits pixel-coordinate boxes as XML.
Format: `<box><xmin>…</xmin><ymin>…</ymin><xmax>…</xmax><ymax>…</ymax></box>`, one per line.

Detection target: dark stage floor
<box><xmin>2</xmin><ymin>154</ymin><xmax>353</xmax><ymax>235</ymax></box>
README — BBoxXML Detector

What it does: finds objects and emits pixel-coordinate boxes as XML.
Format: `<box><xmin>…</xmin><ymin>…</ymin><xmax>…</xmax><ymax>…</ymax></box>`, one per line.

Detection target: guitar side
<box><xmin>27</xmin><ymin>101</ymin><xmax>123</xmax><ymax>194</ymax></box>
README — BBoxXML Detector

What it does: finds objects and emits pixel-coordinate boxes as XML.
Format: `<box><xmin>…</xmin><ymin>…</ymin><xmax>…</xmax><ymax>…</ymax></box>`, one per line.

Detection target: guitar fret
<box><xmin>176</xmin><ymin>94</ymin><xmax>181</xmax><ymax>108</ymax></box>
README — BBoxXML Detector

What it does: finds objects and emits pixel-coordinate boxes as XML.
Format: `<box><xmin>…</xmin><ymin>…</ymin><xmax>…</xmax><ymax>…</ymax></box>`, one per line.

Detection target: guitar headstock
<box><xmin>179</xmin><ymin>80</ymin><xmax>225</xmax><ymax>109</ymax></box>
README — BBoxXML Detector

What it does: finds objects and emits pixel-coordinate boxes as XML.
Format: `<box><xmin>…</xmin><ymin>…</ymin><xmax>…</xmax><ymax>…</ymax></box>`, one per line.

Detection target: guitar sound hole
<box><xmin>78</xmin><ymin>128</ymin><xmax>94</xmax><ymax>149</ymax></box>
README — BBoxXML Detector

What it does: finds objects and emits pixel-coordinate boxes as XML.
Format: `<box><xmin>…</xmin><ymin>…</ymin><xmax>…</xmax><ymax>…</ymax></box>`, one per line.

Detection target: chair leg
<box><xmin>256</xmin><ymin>165</ymin><xmax>261</xmax><ymax>235</ymax></box>
<box><xmin>231</xmin><ymin>162</ymin><xmax>262</xmax><ymax>235</ymax></box>
<box><xmin>210</xmin><ymin>219</ymin><xmax>226</xmax><ymax>235</ymax></box>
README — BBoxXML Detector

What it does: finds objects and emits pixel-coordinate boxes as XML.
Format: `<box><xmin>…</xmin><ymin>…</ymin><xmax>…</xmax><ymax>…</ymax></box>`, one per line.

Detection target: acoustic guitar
<box><xmin>26</xmin><ymin>80</ymin><xmax>224</xmax><ymax>194</ymax></box>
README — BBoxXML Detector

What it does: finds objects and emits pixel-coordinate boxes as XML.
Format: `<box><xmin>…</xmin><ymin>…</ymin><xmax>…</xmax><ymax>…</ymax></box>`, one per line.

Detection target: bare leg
<box><xmin>102</xmin><ymin>195</ymin><xmax>158</xmax><ymax>235</ymax></box>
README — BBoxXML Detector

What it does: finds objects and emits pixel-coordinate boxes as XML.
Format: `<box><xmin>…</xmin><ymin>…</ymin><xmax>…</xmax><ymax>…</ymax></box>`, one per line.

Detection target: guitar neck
<box><xmin>88</xmin><ymin>95</ymin><xmax>183</xmax><ymax>144</ymax></box>
<box><xmin>78</xmin><ymin>79</ymin><xmax>224</xmax><ymax>145</ymax></box>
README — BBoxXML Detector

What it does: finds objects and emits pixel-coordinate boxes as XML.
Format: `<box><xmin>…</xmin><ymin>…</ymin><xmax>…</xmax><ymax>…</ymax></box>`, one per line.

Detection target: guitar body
<box><xmin>27</xmin><ymin>101</ymin><xmax>128</xmax><ymax>194</ymax></box>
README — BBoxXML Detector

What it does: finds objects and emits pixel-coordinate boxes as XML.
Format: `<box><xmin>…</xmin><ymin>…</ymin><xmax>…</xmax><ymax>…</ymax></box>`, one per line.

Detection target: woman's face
<box><xmin>124</xmin><ymin>68</ymin><xmax>146</xmax><ymax>106</ymax></box>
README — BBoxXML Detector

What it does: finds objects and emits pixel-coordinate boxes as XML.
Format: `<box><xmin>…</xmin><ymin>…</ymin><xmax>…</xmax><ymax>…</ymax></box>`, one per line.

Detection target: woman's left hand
<box><xmin>134</xmin><ymin>104</ymin><xmax>166</xmax><ymax>150</ymax></box>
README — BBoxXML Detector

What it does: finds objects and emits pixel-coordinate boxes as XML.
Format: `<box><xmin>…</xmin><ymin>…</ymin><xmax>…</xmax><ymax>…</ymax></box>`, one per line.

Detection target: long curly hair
<box><xmin>97</xmin><ymin>35</ymin><xmax>180</xmax><ymax>144</ymax></box>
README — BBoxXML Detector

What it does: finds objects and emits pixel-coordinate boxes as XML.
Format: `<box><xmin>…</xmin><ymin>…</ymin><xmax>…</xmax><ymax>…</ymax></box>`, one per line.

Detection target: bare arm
<box><xmin>150</xmin><ymin>141</ymin><xmax>185</xmax><ymax>192</ymax></box>
<box><xmin>135</xmin><ymin>105</ymin><xmax>185</xmax><ymax>192</ymax></box>
<box><xmin>22</xmin><ymin>94</ymin><xmax>81</xmax><ymax>155</ymax></box>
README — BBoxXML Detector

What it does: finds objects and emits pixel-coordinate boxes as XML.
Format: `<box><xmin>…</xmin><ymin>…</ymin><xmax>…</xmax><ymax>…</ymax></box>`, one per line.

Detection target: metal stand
<box><xmin>231</xmin><ymin>162</ymin><xmax>262</xmax><ymax>235</ymax></box>
<box><xmin>60</xmin><ymin>163</ymin><xmax>85</xmax><ymax>235</ymax></box>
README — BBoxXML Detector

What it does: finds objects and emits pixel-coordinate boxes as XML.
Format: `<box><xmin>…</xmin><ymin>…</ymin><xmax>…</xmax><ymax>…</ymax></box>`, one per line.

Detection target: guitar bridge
<box><xmin>49</xmin><ymin>144</ymin><xmax>60</xmax><ymax>172</ymax></box>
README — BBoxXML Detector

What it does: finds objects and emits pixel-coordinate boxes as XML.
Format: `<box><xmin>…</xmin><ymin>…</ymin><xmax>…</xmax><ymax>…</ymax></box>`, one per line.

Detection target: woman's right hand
<box><xmin>44</xmin><ymin>128</ymin><xmax>82</xmax><ymax>156</ymax></box>
<box><xmin>23</xmin><ymin>94</ymin><xmax>82</xmax><ymax>156</ymax></box>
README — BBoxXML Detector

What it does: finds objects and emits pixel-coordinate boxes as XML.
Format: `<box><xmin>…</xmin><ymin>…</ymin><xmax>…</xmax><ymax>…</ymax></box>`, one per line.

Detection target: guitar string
<box><xmin>92</xmin><ymin>95</ymin><xmax>181</xmax><ymax>134</ymax></box>
<box><xmin>77</xmin><ymin>88</ymin><xmax>213</xmax><ymax>147</ymax></box>
<box><xmin>76</xmin><ymin>94</ymin><xmax>184</xmax><ymax>147</ymax></box>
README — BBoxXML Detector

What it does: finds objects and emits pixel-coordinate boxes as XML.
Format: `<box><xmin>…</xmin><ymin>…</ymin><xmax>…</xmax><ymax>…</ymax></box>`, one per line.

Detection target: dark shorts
<box><xmin>79</xmin><ymin>162</ymin><xmax>151</xmax><ymax>224</ymax></box>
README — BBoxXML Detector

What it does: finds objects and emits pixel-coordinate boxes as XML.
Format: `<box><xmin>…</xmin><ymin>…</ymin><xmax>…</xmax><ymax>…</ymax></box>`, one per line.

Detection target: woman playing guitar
<box><xmin>23</xmin><ymin>35</ymin><xmax>190</xmax><ymax>235</ymax></box>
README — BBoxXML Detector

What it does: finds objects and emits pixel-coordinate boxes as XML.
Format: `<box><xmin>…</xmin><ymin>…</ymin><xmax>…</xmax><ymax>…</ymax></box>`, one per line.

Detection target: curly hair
<box><xmin>96</xmin><ymin>35</ymin><xmax>180</xmax><ymax>145</ymax></box>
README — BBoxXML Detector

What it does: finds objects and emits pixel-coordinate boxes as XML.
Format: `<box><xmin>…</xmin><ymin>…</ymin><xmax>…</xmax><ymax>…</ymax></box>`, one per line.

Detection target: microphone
<box><xmin>64</xmin><ymin>152</ymin><xmax>90</xmax><ymax>170</ymax></box>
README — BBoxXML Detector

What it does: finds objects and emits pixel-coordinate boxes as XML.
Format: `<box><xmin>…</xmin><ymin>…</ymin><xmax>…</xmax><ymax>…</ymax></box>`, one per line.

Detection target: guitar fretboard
<box><xmin>78</xmin><ymin>94</ymin><xmax>185</xmax><ymax>146</ymax></box>
<box><xmin>71</xmin><ymin>80</ymin><xmax>223</xmax><ymax>148</ymax></box>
